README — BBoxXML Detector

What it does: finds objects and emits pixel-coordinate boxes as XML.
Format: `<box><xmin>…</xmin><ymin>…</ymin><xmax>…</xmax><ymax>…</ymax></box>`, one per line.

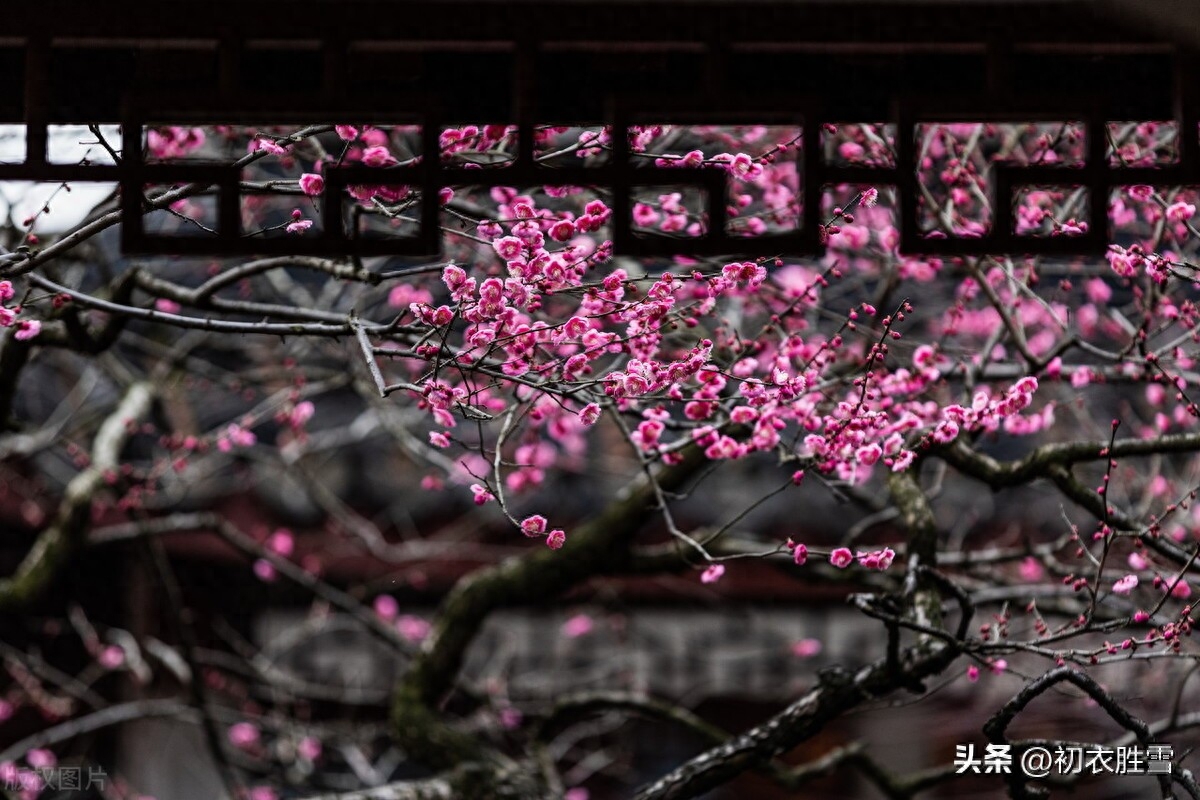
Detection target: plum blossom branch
<box><xmin>89</xmin><ymin>512</ymin><xmax>415</xmax><ymax>654</ymax></box>
<box><xmin>984</xmin><ymin>666</ymin><xmax>1177</xmax><ymax>799</ymax></box>
<box><xmin>28</xmin><ymin>271</ymin><xmax>372</xmax><ymax>338</ymax></box>
<box><xmin>391</xmin><ymin>441</ymin><xmax>714</xmax><ymax>770</ymax></box>
<box><xmin>0</xmin><ymin>381</ymin><xmax>154</xmax><ymax>611</ymax></box>
<box><xmin>634</xmin><ymin>637</ymin><xmax>960</xmax><ymax>800</ymax></box>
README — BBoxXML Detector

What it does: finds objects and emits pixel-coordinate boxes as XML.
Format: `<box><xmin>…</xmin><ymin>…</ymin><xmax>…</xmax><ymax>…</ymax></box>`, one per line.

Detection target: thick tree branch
<box><xmin>0</xmin><ymin>381</ymin><xmax>154</xmax><ymax>611</ymax></box>
<box><xmin>28</xmin><ymin>272</ymin><xmax>369</xmax><ymax>338</ymax></box>
<box><xmin>633</xmin><ymin>641</ymin><xmax>958</xmax><ymax>800</ymax></box>
<box><xmin>301</xmin><ymin>764</ymin><xmax>540</xmax><ymax>800</ymax></box>
<box><xmin>939</xmin><ymin>438</ymin><xmax>1197</xmax><ymax>568</ymax></box>
<box><xmin>538</xmin><ymin>690</ymin><xmax>732</xmax><ymax>749</ymax></box>
<box><xmin>985</xmin><ymin>666</ymin><xmax>1177</xmax><ymax>799</ymax></box>
<box><xmin>0</xmin><ymin>698</ymin><xmax>194</xmax><ymax>762</ymax></box>
<box><xmin>939</xmin><ymin>432</ymin><xmax>1200</xmax><ymax>490</ymax></box>
<box><xmin>631</xmin><ymin>465</ymin><xmax>958</xmax><ymax>800</ymax></box>
<box><xmin>538</xmin><ymin>691</ymin><xmax>955</xmax><ymax>798</ymax></box>
<box><xmin>390</xmin><ymin>442</ymin><xmax>712</xmax><ymax>771</ymax></box>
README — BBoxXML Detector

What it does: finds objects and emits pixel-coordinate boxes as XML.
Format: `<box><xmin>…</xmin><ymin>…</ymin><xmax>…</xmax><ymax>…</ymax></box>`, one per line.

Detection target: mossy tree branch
<box><xmin>390</xmin><ymin>441</ymin><xmax>713</xmax><ymax>771</ymax></box>
<box><xmin>939</xmin><ymin>432</ymin><xmax>1200</xmax><ymax>490</ymax></box>
<box><xmin>0</xmin><ymin>381</ymin><xmax>154</xmax><ymax>611</ymax></box>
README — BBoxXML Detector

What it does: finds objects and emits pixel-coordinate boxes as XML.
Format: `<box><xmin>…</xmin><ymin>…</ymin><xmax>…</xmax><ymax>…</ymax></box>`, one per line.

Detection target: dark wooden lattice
<box><xmin>2</xmin><ymin>0</ymin><xmax>1197</xmax><ymax>257</ymax></box>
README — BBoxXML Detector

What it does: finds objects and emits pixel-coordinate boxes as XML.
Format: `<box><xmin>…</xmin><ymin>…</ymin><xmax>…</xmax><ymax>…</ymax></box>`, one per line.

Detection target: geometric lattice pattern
<box><xmin>2</xmin><ymin>1</ymin><xmax>1197</xmax><ymax>257</ymax></box>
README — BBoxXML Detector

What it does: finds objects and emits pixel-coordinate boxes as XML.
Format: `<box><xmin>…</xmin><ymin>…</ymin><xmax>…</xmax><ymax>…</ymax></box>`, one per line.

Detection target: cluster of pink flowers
<box><xmin>0</xmin><ymin>281</ymin><xmax>40</xmax><ymax>341</ymax></box>
<box><xmin>520</xmin><ymin>515</ymin><xmax>566</xmax><ymax>549</ymax></box>
<box><xmin>924</xmin><ymin>376</ymin><xmax>1041</xmax><ymax>446</ymax></box>
<box><xmin>826</xmin><ymin>546</ymin><xmax>896</xmax><ymax>571</ymax></box>
<box><xmin>380</xmin><ymin>173</ymin><xmax>1055</xmax><ymax>550</ymax></box>
<box><xmin>299</xmin><ymin>173</ymin><xmax>324</xmax><ymax>195</ymax></box>
<box><xmin>205</xmin><ymin>121</ymin><xmax>1168</xmax><ymax>590</ymax></box>
<box><xmin>1112</xmin><ymin>574</ymin><xmax>1139</xmax><ymax>595</ymax></box>
<box><xmin>216</xmin><ymin>422</ymin><xmax>257</xmax><ymax>452</ymax></box>
<box><xmin>146</xmin><ymin>126</ymin><xmax>205</xmax><ymax>160</ymax></box>
<box><xmin>251</xmin><ymin>529</ymin><xmax>294</xmax><ymax>583</ymax></box>
<box><xmin>966</xmin><ymin>659</ymin><xmax>1008</xmax><ymax>682</ymax></box>
<box><xmin>0</xmin><ymin>759</ymin><xmax>49</xmax><ymax>799</ymax></box>
<box><xmin>373</xmin><ymin>595</ymin><xmax>432</xmax><ymax>642</ymax></box>
<box><xmin>14</xmin><ymin>117</ymin><xmax>1200</xmax><ymax>796</ymax></box>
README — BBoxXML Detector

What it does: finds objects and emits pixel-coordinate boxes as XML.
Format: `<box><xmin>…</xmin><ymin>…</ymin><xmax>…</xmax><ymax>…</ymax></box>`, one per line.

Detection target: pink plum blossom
<box><xmin>1166</xmin><ymin>201</ymin><xmax>1195</xmax><ymax>222</ymax></box>
<box><xmin>521</xmin><ymin>515</ymin><xmax>548</xmax><ymax>536</ymax></box>
<box><xmin>1019</xmin><ymin>557</ymin><xmax>1044</xmax><ymax>581</ymax></box>
<box><xmin>562</xmin><ymin>614</ymin><xmax>594</xmax><ymax>638</ymax></box>
<box><xmin>253</xmin><ymin>559</ymin><xmax>276</xmax><ymax>582</ymax></box>
<box><xmin>374</xmin><ymin>595</ymin><xmax>399</xmax><ymax>620</ymax></box>
<box><xmin>217</xmin><ymin>423</ymin><xmax>256</xmax><ymax>452</ymax></box>
<box><xmin>1112</xmin><ymin>574</ymin><xmax>1139</xmax><ymax>595</ymax></box>
<box><xmin>13</xmin><ymin>320</ymin><xmax>40</xmax><ymax>341</ymax></box>
<box><xmin>297</xmin><ymin>736</ymin><xmax>322</xmax><ymax>761</ymax></box>
<box><xmin>267</xmin><ymin>529</ymin><xmax>294</xmax><ymax>557</ymax></box>
<box><xmin>298</xmin><ymin>173</ymin><xmax>324</xmax><ymax>195</ymax></box>
<box><xmin>99</xmin><ymin>645</ymin><xmax>125</xmax><ymax>669</ymax></box>
<box><xmin>493</xmin><ymin>236</ymin><xmax>524</xmax><ymax>260</ymax></box>
<box><xmin>791</xmin><ymin>638</ymin><xmax>822</xmax><ymax>658</ymax></box>
<box><xmin>361</xmin><ymin>146</ymin><xmax>397</xmax><ymax>167</ymax></box>
<box><xmin>397</xmin><ymin>615</ymin><xmax>431</xmax><ymax>643</ymax></box>
<box><xmin>829</xmin><ymin>548</ymin><xmax>854</xmax><ymax>569</ymax></box>
<box><xmin>228</xmin><ymin>722</ymin><xmax>260</xmax><ymax>750</ymax></box>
